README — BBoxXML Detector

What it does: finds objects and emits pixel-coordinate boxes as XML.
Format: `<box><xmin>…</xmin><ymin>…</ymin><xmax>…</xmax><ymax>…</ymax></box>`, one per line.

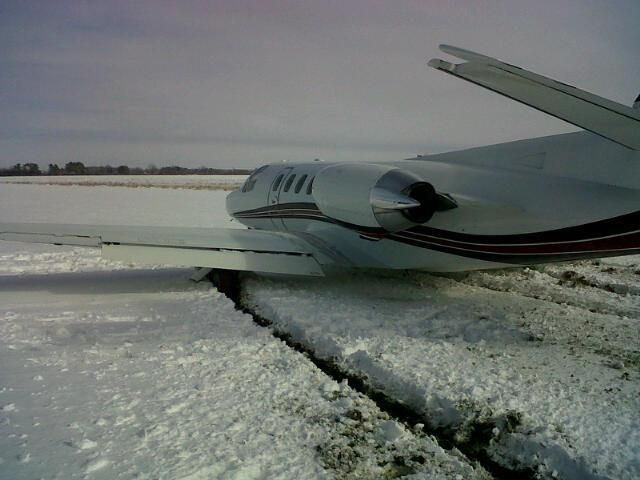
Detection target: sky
<box><xmin>1</xmin><ymin>0</ymin><xmax>639</xmax><ymax>169</ymax></box>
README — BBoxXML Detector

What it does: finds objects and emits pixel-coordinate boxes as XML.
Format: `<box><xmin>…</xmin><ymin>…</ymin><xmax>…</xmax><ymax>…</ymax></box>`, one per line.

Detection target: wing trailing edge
<box><xmin>0</xmin><ymin>223</ymin><xmax>324</xmax><ymax>276</ymax></box>
<box><xmin>429</xmin><ymin>45</ymin><xmax>640</xmax><ymax>150</ymax></box>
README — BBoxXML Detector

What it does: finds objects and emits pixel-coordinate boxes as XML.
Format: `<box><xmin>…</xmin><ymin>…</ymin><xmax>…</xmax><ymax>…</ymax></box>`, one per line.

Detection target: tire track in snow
<box><xmin>238</xmin><ymin>266</ymin><xmax>640</xmax><ymax>480</ymax></box>
<box><xmin>211</xmin><ymin>270</ymin><xmax>531</xmax><ymax>480</ymax></box>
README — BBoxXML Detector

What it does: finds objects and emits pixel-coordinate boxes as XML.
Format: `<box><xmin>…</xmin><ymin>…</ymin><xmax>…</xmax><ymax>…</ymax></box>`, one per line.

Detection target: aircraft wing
<box><xmin>428</xmin><ymin>44</ymin><xmax>640</xmax><ymax>150</ymax></box>
<box><xmin>0</xmin><ymin>223</ymin><xmax>324</xmax><ymax>276</ymax></box>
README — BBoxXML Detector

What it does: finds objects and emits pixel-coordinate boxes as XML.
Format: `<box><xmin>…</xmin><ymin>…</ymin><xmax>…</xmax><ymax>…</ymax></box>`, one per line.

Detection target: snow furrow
<box><xmin>243</xmin><ymin>266</ymin><xmax>640</xmax><ymax>480</ymax></box>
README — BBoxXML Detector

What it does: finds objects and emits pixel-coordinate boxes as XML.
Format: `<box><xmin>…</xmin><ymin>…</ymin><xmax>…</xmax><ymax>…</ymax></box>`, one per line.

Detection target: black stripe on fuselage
<box><xmin>231</xmin><ymin>203</ymin><xmax>640</xmax><ymax>263</ymax></box>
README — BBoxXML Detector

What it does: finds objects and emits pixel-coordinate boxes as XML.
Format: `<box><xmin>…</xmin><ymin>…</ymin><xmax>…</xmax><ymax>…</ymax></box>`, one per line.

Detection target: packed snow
<box><xmin>1</xmin><ymin>179</ymin><xmax>639</xmax><ymax>479</ymax></box>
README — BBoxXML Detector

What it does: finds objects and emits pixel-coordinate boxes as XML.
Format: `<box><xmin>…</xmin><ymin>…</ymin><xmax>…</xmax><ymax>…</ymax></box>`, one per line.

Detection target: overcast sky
<box><xmin>1</xmin><ymin>0</ymin><xmax>639</xmax><ymax>169</ymax></box>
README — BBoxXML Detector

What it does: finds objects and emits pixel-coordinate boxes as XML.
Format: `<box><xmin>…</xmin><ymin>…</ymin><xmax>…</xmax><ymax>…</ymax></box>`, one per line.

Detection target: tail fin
<box><xmin>634</xmin><ymin>93</ymin><xmax>640</xmax><ymax>110</ymax></box>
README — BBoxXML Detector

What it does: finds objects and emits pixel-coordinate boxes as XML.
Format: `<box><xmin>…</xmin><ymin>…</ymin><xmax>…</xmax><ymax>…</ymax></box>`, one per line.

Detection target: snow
<box><xmin>0</xmin><ymin>182</ymin><xmax>488</xmax><ymax>479</ymax></box>
<box><xmin>1</xmin><ymin>179</ymin><xmax>639</xmax><ymax>479</ymax></box>
<box><xmin>0</xmin><ymin>175</ymin><xmax>247</xmax><ymax>190</ymax></box>
<box><xmin>0</xmin><ymin>183</ymin><xmax>237</xmax><ymax>228</ymax></box>
<box><xmin>0</xmin><ymin>267</ymin><xmax>484</xmax><ymax>479</ymax></box>
<box><xmin>244</xmin><ymin>264</ymin><xmax>640</xmax><ymax>479</ymax></box>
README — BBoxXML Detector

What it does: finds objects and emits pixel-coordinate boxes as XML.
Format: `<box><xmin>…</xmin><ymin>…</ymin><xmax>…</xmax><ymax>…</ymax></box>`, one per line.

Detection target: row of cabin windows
<box><xmin>272</xmin><ymin>173</ymin><xmax>314</xmax><ymax>195</ymax></box>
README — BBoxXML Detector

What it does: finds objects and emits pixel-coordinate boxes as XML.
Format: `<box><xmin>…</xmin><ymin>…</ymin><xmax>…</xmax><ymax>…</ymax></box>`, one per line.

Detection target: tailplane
<box><xmin>429</xmin><ymin>45</ymin><xmax>640</xmax><ymax>151</ymax></box>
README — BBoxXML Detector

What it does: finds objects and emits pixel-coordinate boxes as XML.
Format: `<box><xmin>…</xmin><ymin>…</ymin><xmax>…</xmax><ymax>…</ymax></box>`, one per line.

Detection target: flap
<box><xmin>0</xmin><ymin>223</ymin><xmax>324</xmax><ymax>276</ymax></box>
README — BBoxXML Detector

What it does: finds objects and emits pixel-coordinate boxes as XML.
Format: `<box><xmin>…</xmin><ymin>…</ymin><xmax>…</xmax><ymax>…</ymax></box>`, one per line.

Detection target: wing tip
<box><xmin>427</xmin><ymin>58</ymin><xmax>454</xmax><ymax>71</ymax></box>
<box><xmin>438</xmin><ymin>44</ymin><xmax>497</xmax><ymax>65</ymax></box>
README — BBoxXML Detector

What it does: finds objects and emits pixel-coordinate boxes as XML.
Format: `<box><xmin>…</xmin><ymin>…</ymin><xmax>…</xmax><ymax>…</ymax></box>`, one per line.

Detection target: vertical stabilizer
<box><xmin>634</xmin><ymin>94</ymin><xmax>640</xmax><ymax>110</ymax></box>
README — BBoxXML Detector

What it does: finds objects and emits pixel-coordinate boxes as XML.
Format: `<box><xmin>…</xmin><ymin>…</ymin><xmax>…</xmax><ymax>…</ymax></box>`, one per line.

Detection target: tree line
<box><xmin>0</xmin><ymin>162</ymin><xmax>251</xmax><ymax>176</ymax></box>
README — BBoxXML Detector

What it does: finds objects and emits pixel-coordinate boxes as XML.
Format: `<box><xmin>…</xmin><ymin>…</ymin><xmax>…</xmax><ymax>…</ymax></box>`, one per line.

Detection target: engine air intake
<box><xmin>313</xmin><ymin>163</ymin><xmax>453</xmax><ymax>233</ymax></box>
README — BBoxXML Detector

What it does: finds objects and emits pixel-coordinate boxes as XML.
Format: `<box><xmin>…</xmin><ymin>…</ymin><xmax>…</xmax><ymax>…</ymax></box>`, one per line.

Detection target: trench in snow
<box><xmin>207</xmin><ymin>269</ymin><xmax>538</xmax><ymax>480</ymax></box>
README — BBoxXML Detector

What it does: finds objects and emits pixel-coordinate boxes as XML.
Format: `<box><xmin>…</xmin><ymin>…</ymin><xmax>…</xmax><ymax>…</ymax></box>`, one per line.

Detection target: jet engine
<box><xmin>313</xmin><ymin>163</ymin><xmax>454</xmax><ymax>232</ymax></box>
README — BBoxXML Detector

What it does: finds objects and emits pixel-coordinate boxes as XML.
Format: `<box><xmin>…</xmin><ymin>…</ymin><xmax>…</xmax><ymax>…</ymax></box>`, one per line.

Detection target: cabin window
<box><xmin>294</xmin><ymin>174</ymin><xmax>308</xmax><ymax>194</ymax></box>
<box><xmin>306</xmin><ymin>176</ymin><xmax>314</xmax><ymax>195</ymax></box>
<box><xmin>272</xmin><ymin>174</ymin><xmax>284</xmax><ymax>191</ymax></box>
<box><xmin>283</xmin><ymin>174</ymin><xmax>296</xmax><ymax>192</ymax></box>
<box><xmin>242</xmin><ymin>179</ymin><xmax>255</xmax><ymax>192</ymax></box>
<box><xmin>242</xmin><ymin>165</ymin><xmax>268</xmax><ymax>192</ymax></box>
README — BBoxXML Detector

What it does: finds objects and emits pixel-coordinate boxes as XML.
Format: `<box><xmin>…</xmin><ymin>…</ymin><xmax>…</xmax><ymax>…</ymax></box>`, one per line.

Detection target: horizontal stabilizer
<box><xmin>429</xmin><ymin>45</ymin><xmax>640</xmax><ymax>150</ymax></box>
<box><xmin>0</xmin><ymin>223</ymin><xmax>324</xmax><ymax>276</ymax></box>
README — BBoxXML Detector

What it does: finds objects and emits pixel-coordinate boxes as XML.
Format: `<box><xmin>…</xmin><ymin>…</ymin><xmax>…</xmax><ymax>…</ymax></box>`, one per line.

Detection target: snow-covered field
<box><xmin>1</xmin><ymin>182</ymin><xmax>638</xmax><ymax>479</ymax></box>
<box><xmin>0</xmin><ymin>175</ymin><xmax>246</xmax><ymax>190</ymax></box>
<box><xmin>0</xmin><ymin>184</ymin><xmax>236</xmax><ymax>228</ymax></box>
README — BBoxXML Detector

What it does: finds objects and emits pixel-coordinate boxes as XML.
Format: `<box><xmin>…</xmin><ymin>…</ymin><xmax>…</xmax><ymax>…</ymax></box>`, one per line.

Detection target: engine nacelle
<box><xmin>313</xmin><ymin>163</ymin><xmax>438</xmax><ymax>232</ymax></box>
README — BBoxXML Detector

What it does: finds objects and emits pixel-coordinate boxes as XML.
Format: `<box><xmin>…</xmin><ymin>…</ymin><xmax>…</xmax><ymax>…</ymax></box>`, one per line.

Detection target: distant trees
<box><xmin>158</xmin><ymin>165</ymin><xmax>187</xmax><ymax>175</ymax></box>
<box><xmin>23</xmin><ymin>163</ymin><xmax>40</xmax><ymax>175</ymax></box>
<box><xmin>64</xmin><ymin>161</ymin><xmax>86</xmax><ymax>175</ymax></box>
<box><xmin>1</xmin><ymin>162</ymin><xmax>252</xmax><ymax>176</ymax></box>
<box><xmin>0</xmin><ymin>163</ymin><xmax>40</xmax><ymax>176</ymax></box>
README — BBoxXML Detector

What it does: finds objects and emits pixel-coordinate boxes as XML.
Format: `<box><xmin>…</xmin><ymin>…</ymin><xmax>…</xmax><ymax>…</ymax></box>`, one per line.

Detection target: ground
<box><xmin>0</xmin><ymin>178</ymin><xmax>638</xmax><ymax>479</ymax></box>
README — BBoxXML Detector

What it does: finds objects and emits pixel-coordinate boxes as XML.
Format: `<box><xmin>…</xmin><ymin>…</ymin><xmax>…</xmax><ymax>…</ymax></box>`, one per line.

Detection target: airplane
<box><xmin>2</xmin><ymin>45</ymin><xmax>639</xmax><ymax>278</ymax></box>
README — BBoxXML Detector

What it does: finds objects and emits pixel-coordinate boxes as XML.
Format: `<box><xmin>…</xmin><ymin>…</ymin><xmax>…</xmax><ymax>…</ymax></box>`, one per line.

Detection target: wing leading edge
<box><xmin>0</xmin><ymin>223</ymin><xmax>324</xmax><ymax>276</ymax></box>
<box><xmin>429</xmin><ymin>44</ymin><xmax>640</xmax><ymax>150</ymax></box>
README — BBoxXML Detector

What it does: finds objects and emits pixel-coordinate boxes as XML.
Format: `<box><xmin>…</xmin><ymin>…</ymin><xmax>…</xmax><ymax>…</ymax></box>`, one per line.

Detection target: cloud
<box><xmin>1</xmin><ymin>0</ymin><xmax>638</xmax><ymax>167</ymax></box>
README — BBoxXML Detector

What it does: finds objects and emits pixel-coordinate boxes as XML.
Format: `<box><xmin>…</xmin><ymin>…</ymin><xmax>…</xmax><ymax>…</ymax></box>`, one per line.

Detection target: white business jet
<box><xmin>2</xmin><ymin>45</ymin><xmax>639</xmax><ymax>277</ymax></box>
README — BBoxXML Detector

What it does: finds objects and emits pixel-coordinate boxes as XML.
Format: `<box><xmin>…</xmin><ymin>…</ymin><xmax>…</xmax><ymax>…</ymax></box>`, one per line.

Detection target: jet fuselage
<box><xmin>226</xmin><ymin>131</ymin><xmax>640</xmax><ymax>272</ymax></box>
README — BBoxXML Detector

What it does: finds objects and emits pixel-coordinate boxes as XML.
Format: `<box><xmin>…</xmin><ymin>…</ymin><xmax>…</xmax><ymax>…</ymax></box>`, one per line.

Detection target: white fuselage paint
<box><xmin>226</xmin><ymin>132</ymin><xmax>640</xmax><ymax>272</ymax></box>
